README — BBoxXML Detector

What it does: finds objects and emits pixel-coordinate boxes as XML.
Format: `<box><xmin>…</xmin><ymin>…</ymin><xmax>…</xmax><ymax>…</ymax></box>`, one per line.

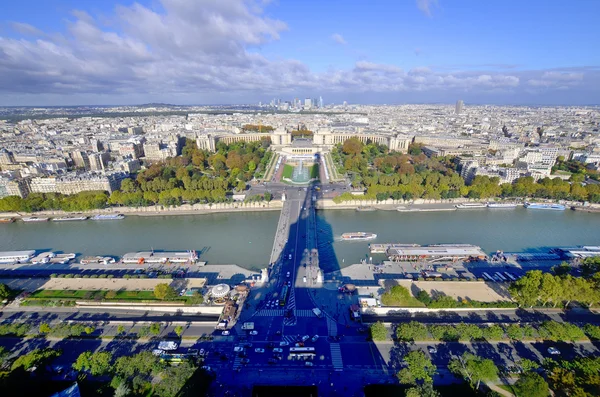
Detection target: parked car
<box><xmin>249</xmin><ymin>330</ymin><xmax>258</xmax><ymax>335</ymax></box>
<box><xmin>221</xmin><ymin>330</ymin><xmax>230</xmax><ymax>336</ymax></box>
<box><xmin>427</xmin><ymin>346</ymin><xmax>437</xmax><ymax>354</ymax></box>
<box><xmin>255</xmin><ymin>348</ymin><xmax>265</xmax><ymax>353</ymax></box>
<box><xmin>548</xmin><ymin>347</ymin><xmax>560</xmax><ymax>355</ymax></box>
<box><xmin>273</xmin><ymin>348</ymin><xmax>283</xmax><ymax>353</ymax></box>
<box><xmin>279</xmin><ymin>341</ymin><xmax>289</xmax><ymax>347</ymax></box>
<box><xmin>301</xmin><ymin>335</ymin><xmax>310</xmax><ymax>342</ymax></box>
<box><xmin>234</xmin><ymin>346</ymin><xmax>244</xmax><ymax>352</ymax></box>
<box><xmin>311</xmin><ymin>335</ymin><xmax>319</xmax><ymax>342</ymax></box>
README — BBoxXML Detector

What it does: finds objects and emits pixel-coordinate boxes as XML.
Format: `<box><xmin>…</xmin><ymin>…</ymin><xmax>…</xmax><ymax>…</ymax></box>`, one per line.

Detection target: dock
<box><xmin>369</xmin><ymin>243</ymin><xmax>420</xmax><ymax>254</ymax></box>
<box><xmin>121</xmin><ymin>250</ymin><xmax>199</xmax><ymax>264</ymax></box>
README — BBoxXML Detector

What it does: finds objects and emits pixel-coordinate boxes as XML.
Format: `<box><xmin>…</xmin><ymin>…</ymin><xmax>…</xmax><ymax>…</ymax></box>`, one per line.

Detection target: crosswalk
<box><xmin>254</xmin><ymin>309</ymin><xmax>314</xmax><ymax>317</ymax></box>
<box><xmin>281</xmin><ymin>334</ymin><xmax>299</xmax><ymax>344</ymax></box>
<box><xmin>330</xmin><ymin>343</ymin><xmax>343</xmax><ymax>371</ymax></box>
<box><xmin>232</xmin><ymin>355</ymin><xmax>243</xmax><ymax>370</ymax></box>
<box><xmin>326</xmin><ymin>316</ymin><xmax>337</xmax><ymax>337</ymax></box>
<box><xmin>295</xmin><ymin>309</ymin><xmax>314</xmax><ymax>317</ymax></box>
<box><xmin>255</xmin><ymin>309</ymin><xmax>284</xmax><ymax>317</ymax></box>
<box><xmin>286</xmin><ymin>287</ymin><xmax>297</xmax><ymax>311</ymax></box>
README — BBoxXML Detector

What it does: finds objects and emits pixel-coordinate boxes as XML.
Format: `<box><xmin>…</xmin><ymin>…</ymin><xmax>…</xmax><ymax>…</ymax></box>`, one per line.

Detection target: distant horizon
<box><xmin>1</xmin><ymin>101</ymin><xmax>599</xmax><ymax>109</ymax></box>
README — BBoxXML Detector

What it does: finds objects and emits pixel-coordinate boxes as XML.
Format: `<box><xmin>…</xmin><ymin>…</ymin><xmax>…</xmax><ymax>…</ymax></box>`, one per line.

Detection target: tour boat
<box><xmin>341</xmin><ymin>232</ymin><xmax>377</xmax><ymax>241</ymax></box>
<box><xmin>524</xmin><ymin>203</ymin><xmax>566</xmax><ymax>211</ymax></box>
<box><xmin>455</xmin><ymin>203</ymin><xmax>486</xmax><ymax>209</ymax></box>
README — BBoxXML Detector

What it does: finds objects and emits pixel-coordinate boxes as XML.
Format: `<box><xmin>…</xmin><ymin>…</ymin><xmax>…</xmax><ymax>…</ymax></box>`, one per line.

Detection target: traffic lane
<box><xmin>0</xmin><ymin>309</ymin><xmax>220</xmax><ymax>324</ymax></box>
<box><xmin>340</xmin><ymin>341</ymin><xmax>390</xmax><ymax>368</ymax></box>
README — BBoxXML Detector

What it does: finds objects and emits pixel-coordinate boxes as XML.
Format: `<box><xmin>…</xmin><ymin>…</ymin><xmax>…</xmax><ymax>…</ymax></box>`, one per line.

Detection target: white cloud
<box><xmin>331</xmin><ymin>33</ymin><xmax>346</xmax><ymax>45</ymax></box>
<box><xmin>416</xmin><ymin>0</ymin><xmax>438</xmax><ymax>17</ymax></box>
<box><xmin>0</xmin><ymin>0</ymin><xmax>596</xmax><ymax>105</ymax></box>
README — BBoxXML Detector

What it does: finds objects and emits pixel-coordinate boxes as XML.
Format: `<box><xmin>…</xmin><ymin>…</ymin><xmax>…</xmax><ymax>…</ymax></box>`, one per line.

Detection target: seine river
<box><xmin>0</xmin><ymin>208</ymin><xmax>598</xmax><ymax>270</ymax></box>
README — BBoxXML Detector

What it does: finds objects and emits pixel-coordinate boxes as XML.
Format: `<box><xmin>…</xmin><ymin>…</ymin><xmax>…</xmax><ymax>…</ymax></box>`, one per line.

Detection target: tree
<box><xmin>114</xmin><ymin>382</ymin><xmax>131</xmax><ymax>397</ymax></box>
<box><xmin>152</xmin><ymin>361</ymin><xmax>198</xmax><ymax>397</ymax></box>
<box><xmin>396</xmin><ymin>321</ymin><xmax>428</xmax><ymax>342</ymax></box>
<box><xmin>11</xmin><ymin>348</ymin><xmax>61</xmax><ymax>371</ymax></box>
<box><xmin>154</xmin><ymin>283</ymin><xmax>176</xmax><ymax>300</ymax></box>
<box><xmin>174</xmin><ymin>325</ymin><xmax>184</xmax><ymax>337</ymax></box>
<box><xmin>342</xmin><ymin>137</ymin><xmax>364</xmax><ymax>155</ymax></box>
<box><xmin>405</xmin><ymin>383</ymin><xmax>441</xmax><ymax>397</ymax></box>
<box><xmin>39</xmin><ymin>323</ymin><xmax>52</xmax><ymax>334</ymax></box>
<box><xmin>264</xmin><ymin>191</ymin><xmax>272</xmax><ymax>202</ymax></box>
<box><xmin>448</xmin><ymin>352</ymin><xmax>499</xmax><ymax>390</ymax></box>
<box><xmin>73</xmin><ymin>351</ymin><xmax>113</xmax><ymax>376</ymax></box>
<box><xmin>370</xmin><ymin>322</ymin><xmax>388</xmax><ymax>341</ymax></box>
<box><xmin>149</xmin><ymin>323</ymin><xmax>162</xmax><ymax>336</ymax></box>
<box><xmin>513</xmin><ymin>372</ymin><xmax>549</xmax><ymax>397</ymax></box>
<box><xmin>236</xmin><ymin>180</ymin><xmax>246</xmax><ymax>192</ymax></box>
<box><xmin>397</xmin><ymin>350</ymin><xmax>436</xmax><ymax>385</ymax></box>
<box><xmin>84</xmin><ymin>326</ymin><xmax>95</xmax><ymax>335</ymax></box>
<box><xmin>0</xmin><ymin>283</ymin><xmax>12</xmax><ymax>300</ymax></box>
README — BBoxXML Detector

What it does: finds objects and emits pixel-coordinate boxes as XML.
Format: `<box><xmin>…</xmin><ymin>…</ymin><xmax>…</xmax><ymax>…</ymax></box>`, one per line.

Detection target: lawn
<box><xmin>310</xmin><ymin>164</ymin><xmax>319</xmax><ymax>179</ymax></box>
<box><xmin>30</xmin><ymin>289</ymin><xmax>168</xmax><ymax>302</ymax></box>
<box><xmin>282</xmin><ymin>164</ymin><xmax>293</xmax><ymax>179</ymax></box>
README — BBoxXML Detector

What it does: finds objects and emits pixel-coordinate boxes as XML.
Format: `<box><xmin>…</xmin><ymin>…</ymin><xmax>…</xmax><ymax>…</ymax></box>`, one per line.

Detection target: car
<box><xmin>201</xmin><ymin>365</ymin><xmax>212</xmax><ymax>372</ymax></box>
<box><xmin>305</xmin><ymin>361</ymin><xmax>313</xmax><ymax>366</ymax></box>
<box><xmin>249</xmin><ymin>330</ymin><xmax>258</xmax><ymax>335</ymax></box>
<box><xmin>241</xmin><ymin>342</ymin><xmax>253</xmax><ymax>348</ymax></box>
<box><xmin>198</xmin><ymin>348</ymin><xmax>205</xmax><ymax>357</ymax></box>
<box><xmin>221</xmin><ymin>330</ymin><xmax>230</xmax><ymax>336</ymax></box>
<box><xmin>179</xmin><ymin>288</ymin><xmax>186</xmax><ymax>296</ymax></box>
<box><xmin>286</xmin><ymin>272</ymin><xmax>290</xmax><ymax>278</ymax></box>
<box><xmin>301</xmin><ymin>335</ymin><xmax>310</xmax><ymax>342</ymax></box>
<box><xmin>152</xmin><ymin>349</ymin><xmax>164</xmax><ymax>356</ymax></box>
<box><xmin>427</xmin><ymin>346</ymin><xmax>437</xmax><ymax>354</ymax></box>
<box><xmin>255</xmin><ymin>348</ymin><xmax>265</xmax><ymax>353</ymax></box>
<box><xmin>234</xmin><ymin>346</ymin><xmax>244</xmax><ymax>352</ymax></box>
<box><xmin>241</xmin><ymin>358</ymin><xmax>250</xmax><ymax>364</ymax></box>
<box><xmin>303</xmin><ymin>276</ymin><xmax>307</xmax><ymax>283</ymax></box>
<box><xmin>273</xmin><ymin>348</ymin><xmax>283</xmax><ymax>353</ymax></box>
<box><xmin>279</xmin><ymin>341</ymin><xmax>289</xmax><ymax>347</ymax></box>
<box><xmin>268</xmin><ymin>358</ymin><xmax>277</xmax><ymax>364</ymax></box>
<box><xmin>548</xmin><ymin>347</ymin><xmax>560</xmax><ymax>355</ymax></box>
<box><xmin>311</xmin><ymin>335</ymin><xmax>319</xmax><ymax>342</ymax></box>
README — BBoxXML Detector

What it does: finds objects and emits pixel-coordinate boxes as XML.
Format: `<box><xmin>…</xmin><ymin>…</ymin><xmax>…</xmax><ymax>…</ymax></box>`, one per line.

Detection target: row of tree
<box><xmin>331</xmin><ymin>137</ymin><xmax>600</xmax><ymax>203</ymax></box>
<box><xmin>0</xmin><ymin>346</ymin><xmax>208</xmax><ymax>397</ymax></box>
<box><xmin>395</xmin><ymin>320</ymin><xmax>588</xmax><ymax>343</ymax></box>
<box><xmin>0</xmin><ymin>191</ymin><xmax>108</xmax><ymax>212</ymax></box>
<box><xmin>509</xmin><ymin>259</ymin><xmax>600</xmax><ymax>308</ymax></box>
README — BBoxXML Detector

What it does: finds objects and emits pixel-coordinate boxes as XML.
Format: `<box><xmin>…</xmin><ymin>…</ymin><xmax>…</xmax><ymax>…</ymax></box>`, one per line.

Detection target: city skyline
<box><xmin>0</xmin><ymin>0</ymin><xmax>599</xmax><ymax>106</ymax></box>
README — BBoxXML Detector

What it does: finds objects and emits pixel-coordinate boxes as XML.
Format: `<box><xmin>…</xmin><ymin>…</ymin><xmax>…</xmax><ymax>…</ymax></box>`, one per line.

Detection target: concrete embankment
<box><xmin>0</xmin><ymin>200</ymin><xmax>283</xmax><ymax>219</ymax></box>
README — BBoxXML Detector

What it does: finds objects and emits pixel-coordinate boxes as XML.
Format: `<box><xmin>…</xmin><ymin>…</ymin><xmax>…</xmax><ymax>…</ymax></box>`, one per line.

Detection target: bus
<box><xmin>482</xmin><ymin>272</ymin><xmax>493</xmax><ymax>281</ymax></box>
<box><xmin>290</xmin><ymin>347</ymin><xmax>316</xmax><ymax>359</ymax></box>
<box><xmin>279</xmin><ymin>285</ymin><xmax>289</xmax><ymax>307</ymax></box>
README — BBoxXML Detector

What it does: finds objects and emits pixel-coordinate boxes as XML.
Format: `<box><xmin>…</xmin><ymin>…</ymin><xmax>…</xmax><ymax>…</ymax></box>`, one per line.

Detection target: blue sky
<box><xmin>0</xmin><ymin>0</ymin><xmax>598</xmax><ymax>105</ymax></box>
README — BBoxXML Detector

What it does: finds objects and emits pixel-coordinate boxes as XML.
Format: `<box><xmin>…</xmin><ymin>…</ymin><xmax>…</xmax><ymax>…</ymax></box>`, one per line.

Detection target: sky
<box><xmin>0</xmin><ymin>0</ymin><xmax>598</xmax><ymax>106</ymax></box>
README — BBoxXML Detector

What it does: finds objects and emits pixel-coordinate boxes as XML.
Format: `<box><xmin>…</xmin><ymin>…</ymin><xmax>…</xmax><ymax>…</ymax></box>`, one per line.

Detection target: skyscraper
<box><xmin>319</xmin><ymin>96</ymin><xmax>324</xmax><ymax>109</ymax></box>
<box><xmin>455</xmin><ymin>100</ymin><xmax>464</xmax><ymax>114</ymax></box>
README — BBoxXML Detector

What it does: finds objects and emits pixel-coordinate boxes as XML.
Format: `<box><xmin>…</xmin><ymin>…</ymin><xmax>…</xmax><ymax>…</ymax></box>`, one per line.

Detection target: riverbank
<box><xmin>2</xmin><ymin>197</ymin><xmax>598</xmax><ymax>219</ymax></box>
<box><xmin>0</xmin><ymin>200</ymin><xmax>283</xmax><ymax>219</ymax></box>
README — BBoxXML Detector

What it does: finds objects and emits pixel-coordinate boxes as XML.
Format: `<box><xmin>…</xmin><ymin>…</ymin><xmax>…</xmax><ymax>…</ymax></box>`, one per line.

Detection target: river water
<box><xmin>0</xmin><ymin>208</ymin><xmax>598</xmax><ymax>270</ymax></box>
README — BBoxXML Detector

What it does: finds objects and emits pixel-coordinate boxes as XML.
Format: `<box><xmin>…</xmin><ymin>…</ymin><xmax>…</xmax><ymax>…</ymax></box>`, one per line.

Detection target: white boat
<box><xmin>52</xmin><ymin>216</ymin><xmax>88</xmax><ymax>222</ymax></box>
<box><xmin>91</xmin><ymin>214</ymin><xmax>125</xmax><ymax>220</ymax></box>
<box><xmin>524</xmin><ymin>203</ymin><xmax>566</xmax><ymax>211</ymax></box>
<box><xmin>80</xmin><ymin>256</ymin><xmax>116</xmax><ymax>265</ymax></box>
<box><xmin>22</xmin><ymin>217</ymin><xmax>49</xmax><ymax>222</ymax></box>
<box><xmin>341</xmin><ymin>232</ymin><xmax>377</xmax><ymax>241</ymax></box>
<box><xmin>486</xmin><ymin>203</ymin><xmax>519</xmax><ymax>208</ymax></box>
<box><xmin>455</xmin><ymin>203</ymin><xmax>486</xmax><ymax>209</ymax></box>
